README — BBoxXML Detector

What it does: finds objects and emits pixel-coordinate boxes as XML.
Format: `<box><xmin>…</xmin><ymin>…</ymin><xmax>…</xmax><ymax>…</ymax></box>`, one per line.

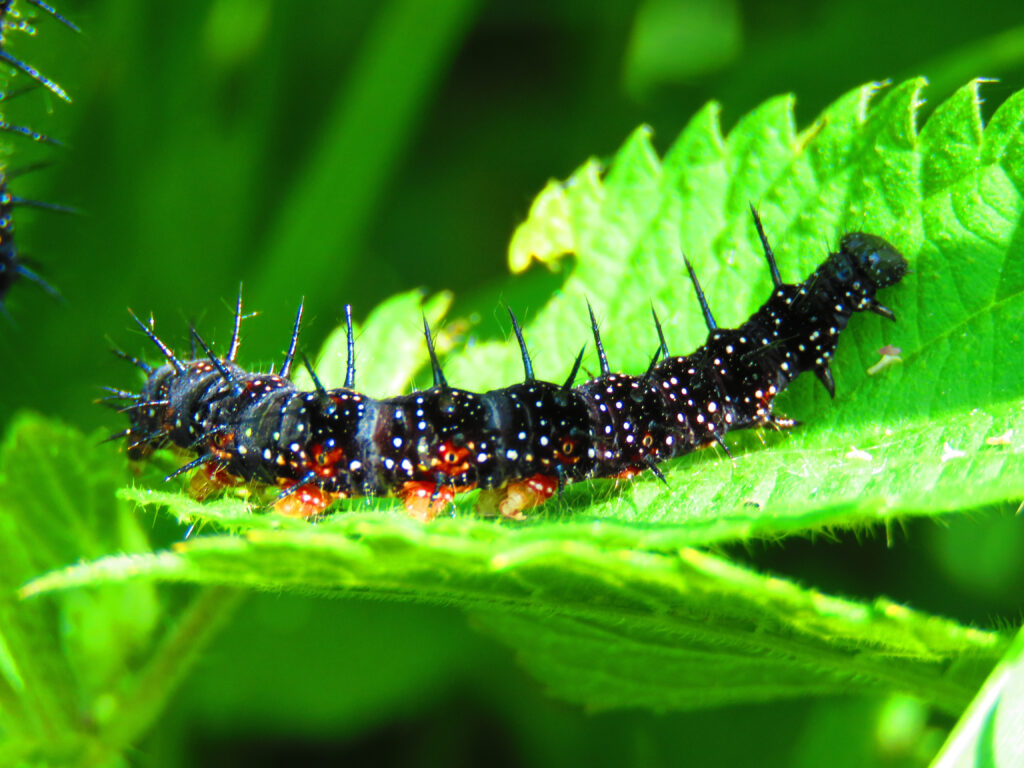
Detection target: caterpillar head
<box><xmin>839</xmin><ymin>232</ymin><xmax>909</xmax><ymax>289</ymax></box>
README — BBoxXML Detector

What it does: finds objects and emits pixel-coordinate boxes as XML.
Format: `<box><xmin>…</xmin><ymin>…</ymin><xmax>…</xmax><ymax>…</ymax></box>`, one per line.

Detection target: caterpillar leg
<box><xmin>274</xmin><ymin>483</ymin><xmax>338</xmax><ymax>518</ymax></box>
<box><xmin>399</xmin><ymin>481</ymin><xmax>455</xmax><ymax>522</ymax></box>
<box><xmin>188</xmin><ymin>462</ymin><xmax>240</xmax><ymax>500</ymax></box>
<box><xmin>477</xmin><ymin>474</ymin><xmax>558</xmax><ymax>520</ymax></box>
<box><xmin>762</xmin><ymin>412</ymin><xmax>798</xmax><ymax>430</ymax></box>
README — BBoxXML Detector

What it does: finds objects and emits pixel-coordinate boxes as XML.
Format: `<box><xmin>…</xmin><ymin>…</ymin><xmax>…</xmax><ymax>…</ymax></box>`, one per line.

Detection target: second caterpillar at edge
<box><xmin>107</xmin><ymin>208</ymin><xmax>909</xmax><ymax>521</ymax></box>
<box><xmin>0</xmin><ymin>0</ymin><xmax>78</xmax><ymax>316</ymax></box>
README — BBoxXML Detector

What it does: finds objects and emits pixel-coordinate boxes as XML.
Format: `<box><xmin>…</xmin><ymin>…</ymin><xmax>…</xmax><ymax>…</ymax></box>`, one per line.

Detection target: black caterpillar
<box><xmin>107</xmin><ymin>209</ymin><xmax>909</xmax><ymax>520</ymax></box>
<box><xmin>0</xmin><ymin>0</ymin><xmax>76</xmax><ymax>317</ymax></box>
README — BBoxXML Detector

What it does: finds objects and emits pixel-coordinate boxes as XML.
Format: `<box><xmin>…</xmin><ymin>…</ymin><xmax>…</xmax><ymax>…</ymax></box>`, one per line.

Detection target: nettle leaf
<box><xmin>27</xmin><ymin>79</ymin><xmax>1024</xmax><ymax>714</ymax></box>
<box><xmin>26</xmin><ymin>487</ymin><xmax>1006</xmax><ymax>717</ymax></box>
<box><xmin>449</xmin><ymin>77</ymin><xmax>1024</xmax><ymax>533</ymax></box>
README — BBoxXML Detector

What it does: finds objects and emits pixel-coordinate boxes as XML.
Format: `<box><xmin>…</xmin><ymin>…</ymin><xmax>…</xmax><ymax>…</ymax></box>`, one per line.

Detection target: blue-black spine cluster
<box><xmin>0</xmin><ymin>0</ymin><xmax>76</xmax><ymax>317</ymax></box>
<box><xmin>107</xmin><ymin>209</ymin><xmax>909</xmax><ymax>520</ymax></box>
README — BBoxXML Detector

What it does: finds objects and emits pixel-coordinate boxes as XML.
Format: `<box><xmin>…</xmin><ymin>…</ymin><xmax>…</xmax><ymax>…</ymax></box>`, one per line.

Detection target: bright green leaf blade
<box><xmin>552</xmin><ymin>397</ymin><xmax>1024</xmax><ymax>541</ymax></box>
<box><xmin>438</xmin><ymin>78</ymin><xmax>1024</xmax><ymax>534</ymax></box>
<box><xmin>931</xmin><ymin>627</ymin><xmax>1024</xmax><ymax>768</ymax></box>
<box><xmin>23</xmin><ymin>506</ymin><xmax>1006</xmax><ymax>715</ymax></box>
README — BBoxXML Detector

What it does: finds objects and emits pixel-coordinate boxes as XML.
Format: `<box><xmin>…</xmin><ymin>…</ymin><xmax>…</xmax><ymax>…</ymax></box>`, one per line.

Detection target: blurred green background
<box><xmin>2</xmin><ymin>0</ymin><xmax>1024</xmax><ymax>764</ymax></box>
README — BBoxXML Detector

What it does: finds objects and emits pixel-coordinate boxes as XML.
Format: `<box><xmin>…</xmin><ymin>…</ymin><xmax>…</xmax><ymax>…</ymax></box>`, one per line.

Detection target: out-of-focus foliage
<box><xmin>1</xmin><ymin>0</ymin><xmax>1023</xmax><ymax>766</ymax></box>
<box><xmin>931</xmin><ymin>628</ymin><xmax>1024</xmax><ymax>768</ymax></box>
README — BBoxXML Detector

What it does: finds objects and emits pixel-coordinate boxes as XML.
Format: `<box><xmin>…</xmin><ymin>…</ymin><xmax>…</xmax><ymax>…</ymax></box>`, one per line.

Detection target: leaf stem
<box><xmin>84</xmin><ymin>586</ymin><xmax>244</xmax><ymax>766</ymax></box>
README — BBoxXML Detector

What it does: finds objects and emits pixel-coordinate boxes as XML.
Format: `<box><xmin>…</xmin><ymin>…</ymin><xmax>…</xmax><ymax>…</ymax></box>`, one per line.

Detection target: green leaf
<box><xmin>24</xmin><ymin>492</ymin><xmax>1006</xmax><ymax>716</ymax></box>
<box><xmin>930</xmin><ymin>627</ymin><xmax>1024</xmax><ymax>768</ymax></box>
<box><xmin>448</xmin><ymin>78</ymin><xmax>1024</xmax><ymax>533</ymax></box>
<box><xmin>0</xmin><ymin>417</ymin><xmax>243</xmax><ymax>765</ymax></box>
<box><xmin>0</xmin><ymin>416</ymin><xmax>161</xmax><ymax>761</ymax></box>
<box><xmin>30</xmin><ymin>80</ymin><xmax>1024</xmax><ymax>717</ymax></box>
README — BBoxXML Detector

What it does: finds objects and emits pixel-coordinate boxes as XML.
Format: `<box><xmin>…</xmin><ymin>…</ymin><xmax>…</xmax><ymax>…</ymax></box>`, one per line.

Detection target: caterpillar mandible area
<box><xmin>106</xmin><ymin>208</ymin><xmax>908</xmax><ymax>521</ymax></box>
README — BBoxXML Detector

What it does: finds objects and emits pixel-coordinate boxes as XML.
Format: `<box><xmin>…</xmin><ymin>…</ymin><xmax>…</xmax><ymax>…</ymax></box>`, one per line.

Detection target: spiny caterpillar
<box><xmin>106</xmin><ymin>208</ymin><xmax>908</xmax><ymax>521</ymax></box>
<box><xmin>0</xmin><ymin>0</ymin><xmax>77</xmax><ymax>318</ymax></box>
